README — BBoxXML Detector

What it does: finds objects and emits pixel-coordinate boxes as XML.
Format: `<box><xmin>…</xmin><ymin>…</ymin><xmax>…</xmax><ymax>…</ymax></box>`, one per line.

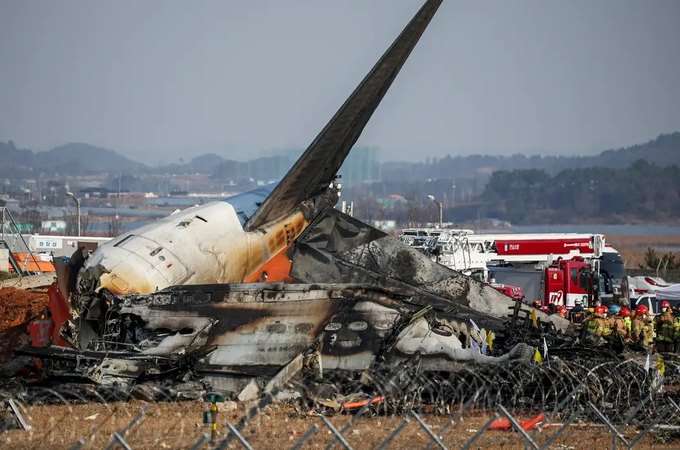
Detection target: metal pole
<box><xmin>76</xmin><ymin>197</ymin><xmax>81</xmax><ymax>237</ymax></box>
<box><xmin>437</xmin><ymin>200</ymin><xmax>443</xmax><ymax>228</ymax></box>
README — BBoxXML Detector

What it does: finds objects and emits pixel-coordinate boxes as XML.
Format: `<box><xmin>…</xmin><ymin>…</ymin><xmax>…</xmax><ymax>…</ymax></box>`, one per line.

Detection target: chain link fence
<box><xmin>2</xmin><ymin>356</ymin><xmax>680</xmax><ymax>449</ymax></box>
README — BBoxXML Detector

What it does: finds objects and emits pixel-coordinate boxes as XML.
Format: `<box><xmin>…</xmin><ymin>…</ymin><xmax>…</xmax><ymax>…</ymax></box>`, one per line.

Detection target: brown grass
<box><xmin>2</xmin><ymin>402</ymin><xmax>677</xmax><ymax>450</ymax></box>
<box><xmin>607</xmin><ymin>234</ymin><xmax>680</xmax><ymax>269</ymax></box>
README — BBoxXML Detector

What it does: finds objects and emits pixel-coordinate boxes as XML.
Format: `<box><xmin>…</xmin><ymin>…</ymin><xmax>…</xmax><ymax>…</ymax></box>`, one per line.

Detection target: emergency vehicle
<box><xmin>400</xmin><ymin>229</ymin><xmax>624</xmax><ymax>308</ymax></box>
<box><xmin>624</xmin><ymin>276</ymin><xmax>670</xmax><ymax>302</ymax></box>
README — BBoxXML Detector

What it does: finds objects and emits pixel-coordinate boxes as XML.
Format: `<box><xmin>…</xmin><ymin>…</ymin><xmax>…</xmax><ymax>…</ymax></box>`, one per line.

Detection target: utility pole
<box><xmin>427</xmin><ymin>195</ymin><xmax>443</xmax><ymax>228</ymax></box>
<box><xmin>66</xmin><ymin>192</ymin><xmax>81</xmax><ymax>236</ymax></box>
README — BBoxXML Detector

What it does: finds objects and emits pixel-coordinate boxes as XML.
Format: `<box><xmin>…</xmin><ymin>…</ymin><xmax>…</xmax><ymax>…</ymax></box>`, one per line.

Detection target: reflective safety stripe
<box><xmin>586</xmin><ymin>319</ymin><xmax>608</xmax><ymax>335</ymax></box>
<box><xmin>586</xmin><ymin>319</ymin><xmax>598</xmax><ymax>334</ymax></box>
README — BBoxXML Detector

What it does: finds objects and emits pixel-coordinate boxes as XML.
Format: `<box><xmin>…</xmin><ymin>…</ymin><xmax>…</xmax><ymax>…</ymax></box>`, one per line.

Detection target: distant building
<box><xmin>78</xmin><ymin>187</ymin><xmax>111</xmax><ymax>199</ymax></box>
<box><xmin>339</xmin><ymin>147</ymin><xmax>380</xmax><ymax>186</ymax></box>
<box><xmin>42</xmin><ymin>220</ymin><xmax>67</xmax><ymax>233</ymax></box>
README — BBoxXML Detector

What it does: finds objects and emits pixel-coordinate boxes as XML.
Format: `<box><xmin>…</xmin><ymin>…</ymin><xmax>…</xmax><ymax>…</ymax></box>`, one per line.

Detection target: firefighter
<box><xmin>556</xmin><ymin>305</ymin><xmax>568</xmax><ymax>318</ymax></box>
<box><xmin>586</xmin><ymin>306</ymin><xmax>610</xmax><ymax>337</ymax></box>
<box><xmin>532</xmin><ymin>299</ymin><xmax>542</xmax><ymax>310</ymax></box>
<box><xmin>673</xmin><ymin>307</ymin><xmax>680</xmax><ymax>353</ymax></box>
<box><xmin>569</xmin><ymin>299</ymin><xmax>587</xmax><ymax>325</ymax></box>
<box><xmin>619</xmin><ymin>307</ymin><xmax>633</xmax><ymax>337</ymax></box>
<box><xmin>607</xmin><ymin>304</ymin><xmax>629</xmax><ymax>341</ymax></box>
<box><xmin>632</xmin><ymin>305</ymin><xmax>654</xmax><ymax>348</ymax></box>
<box><xmin>655</xmin><ymin>300</ymin><xmax>676</xmax><ymax>353</ymax></box>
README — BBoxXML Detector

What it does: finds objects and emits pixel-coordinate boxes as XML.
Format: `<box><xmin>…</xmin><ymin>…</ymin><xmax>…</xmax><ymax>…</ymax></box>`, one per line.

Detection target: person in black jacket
<box><xmin>569</xmin><ymin>299</ymin><xmax>587</xmax><ymax>325</ymax></box>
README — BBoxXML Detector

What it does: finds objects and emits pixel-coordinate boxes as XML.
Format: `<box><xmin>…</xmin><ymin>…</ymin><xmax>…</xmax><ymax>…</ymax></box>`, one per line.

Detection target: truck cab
<box><xmin>544</xmin><ymin>256</ymin><xmax>593</xmax><ymax>308</ymax></box>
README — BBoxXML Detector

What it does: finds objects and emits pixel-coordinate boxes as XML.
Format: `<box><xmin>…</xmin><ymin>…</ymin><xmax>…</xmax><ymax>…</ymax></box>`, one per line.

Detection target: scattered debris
<box><xmin>237</xmin><ymin>380</ymin><xmax>261</xmax><ymax>403</ymax></box>
<box><xmin>2</xmin><ymin>399</ymin><xmax>31</xmax><ymax>431</ymax></box>
<box><xmin>0</xmin><ymin>288</ymin><xmax>48</xmax><ymax>333</ymax></box>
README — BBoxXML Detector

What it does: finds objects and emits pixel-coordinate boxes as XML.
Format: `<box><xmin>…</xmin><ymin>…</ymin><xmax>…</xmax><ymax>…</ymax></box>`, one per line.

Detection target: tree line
<box><xmin>483</xmin><ymin>160</ymin><xmax>680</xmax><ymax>224</ymax></box>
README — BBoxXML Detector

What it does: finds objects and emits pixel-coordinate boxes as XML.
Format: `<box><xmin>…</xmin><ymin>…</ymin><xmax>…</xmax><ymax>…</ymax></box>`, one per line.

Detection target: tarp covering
<box><xmin>656</xmin><ymin>283</ymin><xmax>680</xmax><ymax>301</ymax></box>
<box><xmin>289</xmin><ymin>209</ymin><xmax>570</xmax><ymax>332</ymax></box>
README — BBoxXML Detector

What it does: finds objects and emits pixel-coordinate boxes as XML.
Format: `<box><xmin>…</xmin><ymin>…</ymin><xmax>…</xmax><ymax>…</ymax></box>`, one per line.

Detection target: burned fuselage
<box><xmin>23</xmin><ymin>0</ymin><xmax>571</xmax><ymax>393</ymax></box>
<box><xmin>38</xmin><ymin>282</ymin><xmax>536</xmax><ymax>393</ymax></box>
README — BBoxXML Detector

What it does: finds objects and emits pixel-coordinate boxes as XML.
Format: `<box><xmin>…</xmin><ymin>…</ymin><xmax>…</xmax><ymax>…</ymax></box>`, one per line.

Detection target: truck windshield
<box><xmin>600</xmin><ymin>252</ymin><xmax>625</xmax><ymax>282</ymax></box>
<box><xmin>579</xmin><ymin>268</ymin><xmax>590</xmax><ymax>292</ymax></box>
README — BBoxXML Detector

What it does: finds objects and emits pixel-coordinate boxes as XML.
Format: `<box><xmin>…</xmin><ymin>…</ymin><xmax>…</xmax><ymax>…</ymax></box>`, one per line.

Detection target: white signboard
<box><xmin>35</xmin><ymin>238</ymin><xmax>62</xmax><ymax>250</ymax></box>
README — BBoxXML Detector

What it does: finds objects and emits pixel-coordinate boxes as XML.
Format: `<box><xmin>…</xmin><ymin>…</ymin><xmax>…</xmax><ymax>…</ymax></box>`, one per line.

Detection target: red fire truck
<box><xmin>423</xmin><ymin>231</ymin><xmax>613</xmax><ymax>308</ymax></box>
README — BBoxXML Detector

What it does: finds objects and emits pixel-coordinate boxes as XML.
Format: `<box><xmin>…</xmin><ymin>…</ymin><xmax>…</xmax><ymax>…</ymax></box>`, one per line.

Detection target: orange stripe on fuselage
<box><xmin>245</xmin><ymin>244</ymin><xmax>293</xmax><ymax>283</ymax></box>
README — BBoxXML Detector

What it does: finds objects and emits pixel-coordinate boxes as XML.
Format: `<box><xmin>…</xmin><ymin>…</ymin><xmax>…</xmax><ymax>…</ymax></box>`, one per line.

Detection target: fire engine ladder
<box><xmin>439</xmin><ymin>233</ymin><xmax>472</xmax><ymax>271</ymax></box>
<box><xmin>0</xmin><ymin>206</ymin><xmax>43</xmax><ymax>276</ymax></box>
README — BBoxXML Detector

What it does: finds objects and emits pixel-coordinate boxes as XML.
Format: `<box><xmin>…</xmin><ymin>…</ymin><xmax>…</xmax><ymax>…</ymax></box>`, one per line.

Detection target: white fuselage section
<box><xmin>80</xmin><ymin>200</ymin><xmax>306</xmax><ymax>296</ymax></box>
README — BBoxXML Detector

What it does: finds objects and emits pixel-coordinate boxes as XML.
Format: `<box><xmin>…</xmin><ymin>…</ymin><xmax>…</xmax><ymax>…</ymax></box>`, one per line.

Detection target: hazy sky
<box><xmin>1</xmin><ymin>1</ymin><xmax>679</xmax><ymax>164</ymax></box>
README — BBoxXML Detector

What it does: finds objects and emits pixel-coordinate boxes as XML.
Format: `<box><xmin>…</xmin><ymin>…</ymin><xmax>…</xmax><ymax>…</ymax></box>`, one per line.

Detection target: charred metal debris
<box><xmin>10</xmin><ymin>209</ymin><xmax>672</xmax><ymax>412</ymax></box>
<box><xmin>11</xmin><ymin>277</ymin><xmax>676</xmax><ymax>414</ymax></box>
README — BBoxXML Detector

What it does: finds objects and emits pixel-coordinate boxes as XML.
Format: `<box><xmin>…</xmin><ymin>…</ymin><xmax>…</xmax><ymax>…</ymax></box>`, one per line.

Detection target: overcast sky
<box><xmin>1</xmin><ymin>0</ymin><xmax>679</xmax><ymax>165</ymax></box>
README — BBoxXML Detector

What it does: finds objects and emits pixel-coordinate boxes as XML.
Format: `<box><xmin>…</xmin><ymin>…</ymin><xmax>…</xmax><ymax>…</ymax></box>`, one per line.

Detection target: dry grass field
<box><xmin>2</xmin><ymin>401</ymin><xmax>678</xmax><ymax>450</ymax></box>
<box><xmin>606</xmin><ymin>234</ymin><xmax>680</xmax><ymax>269</ymax></box>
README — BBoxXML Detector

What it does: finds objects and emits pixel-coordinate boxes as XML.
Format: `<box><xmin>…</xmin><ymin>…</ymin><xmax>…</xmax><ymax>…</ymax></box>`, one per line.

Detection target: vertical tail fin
<box><xmin>245</xmin><ymin>0</ymin><xmax>442</xmax><ymax>230</ymax></box>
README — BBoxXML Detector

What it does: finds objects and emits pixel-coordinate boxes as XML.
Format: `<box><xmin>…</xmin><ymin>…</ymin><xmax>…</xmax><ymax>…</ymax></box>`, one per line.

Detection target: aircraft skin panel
<box><xmin>245</xmin><ymin>0</ymin><xmax>443</xmax><ymax>231</ymax></box>
<box><xmin>80</xmin><ymin>201</ymin><xmax>308</xmax><ymax>296</ymax></box>
<box><xmin>222</xmin><ymin>183</ymin><xmax>275</xmax><ymax>226</ymax></box>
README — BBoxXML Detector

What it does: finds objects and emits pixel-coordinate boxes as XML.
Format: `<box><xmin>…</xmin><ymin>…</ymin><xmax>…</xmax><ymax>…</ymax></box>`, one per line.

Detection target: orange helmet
<box><xmin>557</xmin><ymin>306</ymin><xmax>568</xmax><ymax>318</ymax></box>
<box><xmin>635</xmin><ymin>304</ymin><xmax>648</xmax><ymax>316</ymax></box>
<box><xmin>594</xmin><ymin>306</ymin><xmax>606</xmax><ymax>318</ymax></box>
<box><xmin>532</xmin><ymin>300</ymin><xmax>542</xmax><ymax>309</ymax></box>
<box><xmin>661</xmin><ymin>300</ymin><xmax>671</xmax><ymax>309</ymax></box>
<box><xmin>602</xmin><ymin>305</ymin><xmax>609</xmax><ymax>316</ymax></box>
<box><xmin>619</xmin><ymin>307</ymin><xmax>631</xmax><ymax>318</ymax></box>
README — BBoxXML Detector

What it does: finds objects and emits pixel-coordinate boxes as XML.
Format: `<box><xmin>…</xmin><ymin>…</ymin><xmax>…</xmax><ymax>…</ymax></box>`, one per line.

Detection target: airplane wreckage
<box><xmin>7</xmin><ymin>0</ymin><xmax>669</xmax><ymax>407</ymax></box>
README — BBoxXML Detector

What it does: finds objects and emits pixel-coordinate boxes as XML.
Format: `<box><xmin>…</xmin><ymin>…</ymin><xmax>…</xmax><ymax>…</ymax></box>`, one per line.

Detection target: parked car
<box><xmin>631</xmin><ymin>293</ymin><xmax>680</xmax><ymax>315</ymax></box>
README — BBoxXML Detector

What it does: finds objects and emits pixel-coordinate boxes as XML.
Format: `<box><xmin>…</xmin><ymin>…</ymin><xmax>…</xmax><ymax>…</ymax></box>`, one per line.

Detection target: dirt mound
<box><xmin>0</xmin><ymin>287</ymin><xmax>48</xmax><ymax>333</ymax></box>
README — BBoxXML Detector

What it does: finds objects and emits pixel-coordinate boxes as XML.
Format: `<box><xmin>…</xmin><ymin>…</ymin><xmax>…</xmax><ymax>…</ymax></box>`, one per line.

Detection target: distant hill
<box><xmin>44</xmin><ymin>143</ymin><xmax>147</xmax><ymax>173</ymax></box>
<box><xmin>159</xmin><ymin>153</ymin><xmax>229</xmax><ymax>174</ymax></box>
<box><xmin>0</xmin><ymin>141</ymin><xmax>146</xmax><ymax>175</ymax></box>
<box><xmin>1</xmin><ymin>132</ymin><xmax>678</xmax><ymax>179</ymax></box>
<box><xmin>0</xmin><ymin>141</ymin><xmax>37</xmax><ymax>175</ymax></box>
<box><xmin>594</xmin><ymin>133</ymin><xmax>680</xmax><ymax>168</ymax></box>
<box><xmin>381</xmin><ymin>132</ymin><xmax>680</xmax><ymax>182</ymax></box>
